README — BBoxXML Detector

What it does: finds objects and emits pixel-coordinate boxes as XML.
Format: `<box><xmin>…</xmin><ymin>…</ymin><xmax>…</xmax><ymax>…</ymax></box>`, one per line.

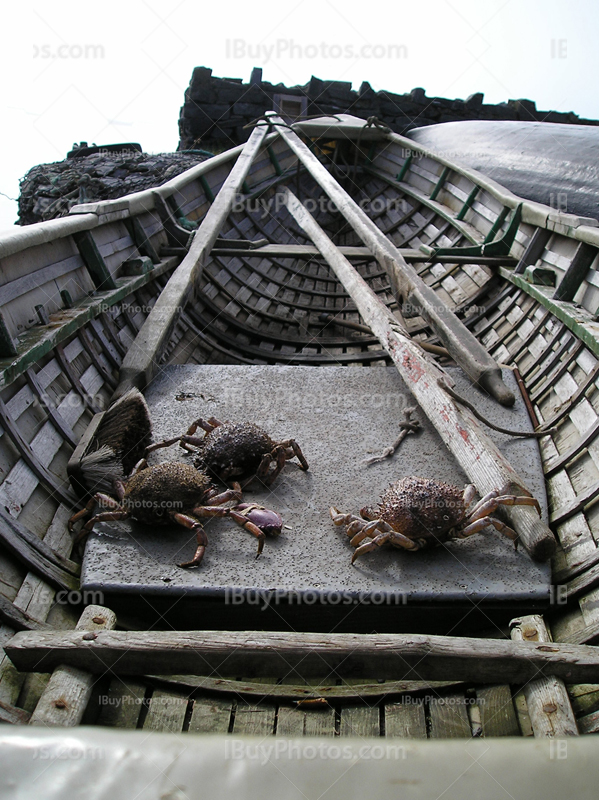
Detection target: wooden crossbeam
<box><xmin>210</xmin><ymin>243</ymin><xmax>517</xmax><ymax>265</ymax></box>
<box><xmin>6</xmin><ymin>629</ymin><xmax>599</xmax><ymax>684</ymax></box>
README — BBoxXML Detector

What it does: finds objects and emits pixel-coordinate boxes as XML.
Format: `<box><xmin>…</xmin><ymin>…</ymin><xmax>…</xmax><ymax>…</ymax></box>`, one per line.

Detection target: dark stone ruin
<box><xmin>17</xmin><ymin>65</ymin><xmax>599</xmax><ymax>226</ymax></box>
<box><xmin>177</xmin><ymin>66</ymin><xmax>599</xmax><ymax>151</ymax></box>
<box><xmin>17</xmin><ymin>148</ymin><xmax>210</xmax><ymax>226</ymax></box>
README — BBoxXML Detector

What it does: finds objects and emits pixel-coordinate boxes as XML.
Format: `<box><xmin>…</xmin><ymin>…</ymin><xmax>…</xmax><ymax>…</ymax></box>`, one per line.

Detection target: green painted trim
<box><xmin>267</xmin><ymin>146</ymin><xmax>283</xmax><ymax>176</ymax></box>
<box><xmin>241</xmin><ymin>166</ymin><xmax>305</xmax><ymax>202</ymax></box>
<box><xmin>432</xmin><ymin>204</ymin><xmax>522</xmax><ymax>258</ymax></box>
<box><xmin>396</xmin><ymin>154</ymin><xmax>412</xmax><ymax>182</ymax></box>
<box><xmin>365</xmin><ymin>166</ymin><xmax>480</xmax><ymax>245</ymax></box>
<box><xmin>500</xmin><ymin>267</ymin><xmax>599</xmax><ymax>359</ymax></box>
<box><xmin>430</xmin><ymin>166</ymin><xmax>451</xmax><ymax>201</ymax></box>
<box><xmin>484</xmin><ymin>206</ymin><xmax>509</xmax><ymax>244</ymax></box>
<box><xmin>0</xmin><ymin>312</ymin><xmax>17</xmax><ymax>358</ymax></box>
<box><xmin>72</xmin><ymin>230</ymin><xmax>117</xmax><ymax>291</ymax></box>
<box><xmin>0</xmin><ymin>257</ymin><xmax>178</xmax><ymax>391</ymax></box>
<box><xmin>60</xmin><ymin>290</ymin><xmax>73</xmax><ymax>309</ymax></box>
<box><xmin>456</xmin><ymin>185</ymin><xmax>480</xmax><ymax>221</ymax></box>
<box><xmin>199</xmin><ymin>175</ymin><xmax>215</xmax><ymax>203</ymax></box>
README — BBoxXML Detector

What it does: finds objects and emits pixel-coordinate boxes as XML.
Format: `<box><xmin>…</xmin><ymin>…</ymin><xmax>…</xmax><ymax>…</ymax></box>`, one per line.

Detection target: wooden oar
<box><xmin>117</xmin><ymin>122</ymin><xmax>270</xmax><ymax>394</ymax></box>
<box><xmin>270</xmin><ymin>112</ymin><xmax>515</xmax><ymax>407</ymax></box>
<box><xmin>284</xmin><ymin>187</ymin><xmax>555</xmax><ymax>561</ymax></box>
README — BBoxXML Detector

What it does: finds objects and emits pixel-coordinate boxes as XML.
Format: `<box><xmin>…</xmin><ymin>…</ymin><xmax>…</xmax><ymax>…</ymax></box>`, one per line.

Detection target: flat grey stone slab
<box><xmin>82</xmin><ymin>366</ymin><xmax>550</xmax><ymax>629</ymax></box>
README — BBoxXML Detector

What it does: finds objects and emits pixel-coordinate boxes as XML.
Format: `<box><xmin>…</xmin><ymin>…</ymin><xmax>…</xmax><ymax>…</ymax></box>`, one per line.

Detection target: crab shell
<box><xmin>364</xmin><ymin>477</ymin><xmax>467</xmax><ymax>547</ymax></box>
<box><xmin>193</xmin><ymin>422</ymin><xmax>275</xmax><ymax>481</ymax></box>
<box><xmin>123</xmin><ymin>462</ymin><xmax>213</xmax><ymax>524</ymax></box>
<box><xmin>235</xmin><ymin>503</ymin><xmax>283</xmax><ymax>536</ymax></box>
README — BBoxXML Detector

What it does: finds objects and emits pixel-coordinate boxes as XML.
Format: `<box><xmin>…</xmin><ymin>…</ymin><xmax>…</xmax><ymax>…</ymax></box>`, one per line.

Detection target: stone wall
<box><xmin>178</xmin><ymin>66</ymin><xmax>599</xmax><ymax>151</ymax></box>
<box><xmin>18</xmin><ymin>150</ymin><xmax>208</xmax><ymax>225</ymax></box>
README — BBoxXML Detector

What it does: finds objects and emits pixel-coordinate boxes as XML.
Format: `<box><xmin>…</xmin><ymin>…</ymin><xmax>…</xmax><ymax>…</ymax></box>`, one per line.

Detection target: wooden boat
<box><xmin>1</xmin><ymin>111</ymin><xmax>599</xmax><ymax>772</ymax></box>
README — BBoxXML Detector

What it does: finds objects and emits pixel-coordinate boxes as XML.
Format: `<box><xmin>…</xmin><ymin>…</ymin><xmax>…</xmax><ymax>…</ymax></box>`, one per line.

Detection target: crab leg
<box><xmin>228</xmin><ymin>508</ymin><xmax>267</xmax><ymax>557</ymax></box>
<box><xmin>176</xmin><ymin>417</ymin><xmax>224</xmax><ymax>452</ymax></box>
<box><xmin>255</xmin><ymin>445</ymin><xmax>287</xmax><ymax>486</ymax></box>
<box><xmin>68</xmin><ymin>497</ymin><xmax>98</xmax><ymax>532</ymax></box>
<box><xmin>68</xmin><ymin>492</ymin><xmax>122</xmax><ymax>533</ymax></box>
<box><xmin>279</xmin><ymin>439</ymin><xmax>309</xmax><ymax>471</ymax></box>
<box><xmin>145</xmin><ymin>436</ymin><xmax>186</xmax><ymax>454</ymax></box>
<box><xmin>204</xmin><ymin>482</ymin><xmax>242</xmax><ymax>505</ymax></box>
<box><xmin>73</xmin><ymin>509</ymin><xmax>131</xmax><ymax>549</ymax></box>
<box><xmin>455</xmin><ymin>515</ymin><xmax>519</xmax><ymax>546</ymax></box>
<box><xmin>329</xmin><ymin>507</ymin><xmax>362</xmax><ymax>527</ymax></box>
<box><xmin>172</xmin><ymin>513</ymin><xmax>209</xmax><ymax>568</ymax></box>
<box><xmin>352</xmin><ymin>524</ymin><xmax>421</xmax><ymax>563</ymax></box>
<box><xmin>469</xmin><ymin>493</ymin><xmax>541</xmax><ymax>523</ymax></box>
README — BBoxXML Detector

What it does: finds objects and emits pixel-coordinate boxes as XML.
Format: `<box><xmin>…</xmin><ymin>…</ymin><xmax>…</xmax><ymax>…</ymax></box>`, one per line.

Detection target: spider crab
<box><xmin>330</xmin><ymin>476</ymin><xmax>541</xmax><ymax>564</ymax></box>
<box><xmin>68</xmin><ymin>461</ymin><xmax>283</xmax><ymax>567</ymax></box>
<box><xmin>159</xmin><ymin>416</ymin><xmax>309</xmax><ymax>486</ymax></box>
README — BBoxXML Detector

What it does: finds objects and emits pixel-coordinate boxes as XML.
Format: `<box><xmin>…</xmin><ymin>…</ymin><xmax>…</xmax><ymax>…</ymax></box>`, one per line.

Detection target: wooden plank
<box><xmin>273</xmin><ymin>116</ymin><xmax>514</xmax><ymax>407</ymax></box>
<box><xmin>118</xmin><ymin>124</ymin><xmax>270</xmax><ymax>393</ymax></box>
<box><xmin>567</xmin><ymin>684</ymin><xmax>599</xmax><ymax>718</ymax></box>
<box><xmin>28</xmin><ymin>605</ymin><xmax>117</xmax><ymax>727</ymax></box>
<box><xmin>0</xmin><ymin>257</ymin><xmax>177</xmax><ymax>392</ymax></box>
<box><xmin>284</xmin><ymin>187</ymin><xmax>555</xmax><ymax>561</ymax></box>
<box><xmin>577</xmin><ymin>709</ymin><xmax>599</xmax><ymax>734</ymax></box>
<box><xmin>95</xmin><ymin>677</ymin><xmax>146</xmax><ymax>728</ymax></box>
<box><xmin>513</xmin><ymin>690</ymin><xmax>534</xmax><ymax>736</ymax></box>
<box><xmin>233</xmin><ymin>702</ymin><xmax>276</xmax><ymax>736</ymax></box>
<box><xmin>0</xmin><ymin>396</ymin><xmax>77</xmax><ymax>508</ymax></box>
<box><xmin>148</xmin><ymin>674</ymin><xmax>459</xmax><ymax>701</ymax></box>
<box><xmin>0</xmin><ymin>594</ymin><xmax>50</xmax><ymax>632</ymax></box>
<box><xmin>143</xmin><ymin>689</ymin><xmax>188</xmax><ymax>733</ymax></box>
<box><xmin>25</xmin><ymin>368</ymin><xmax>77</xmax><ymax>448</ymax></box>
<box><xmin>553</xmin><ymin>242</ymin><xmax>597</xmax><ymax>302</ymax></box>
<box><xmin>340</xmin><ymin>706</ymin><xmax>380</xmax><ymax>737</ymax></box>
<box><xmin>8</xmin><ymin>629</ymin><xmax>599</xmax><ymax>685</ymax></box>
<box><xmin>277</xmin><ymin>705</ymin><xmax>336</xmax><ymax>737</ymax></box>
<box><xmin>510</xmin><ymin>615</ymin><xmax>578</xmax><ymax>736</ymax></box>
<box><xmin>188</xmin><ymin>696</ymin><xmax>232</xmax><ymax>734</ymax></box>
<box><xmin>0</xmin><ymin>504</ymin><xmax>75</xmax><ymax>705</ymax></box>
<box><xmin>0</xmin><ymin>506</ymin><xmax>79</xmax><ymax>590</ymax></box>
<box><xmin>385</xmin><ymin>702</ymin><xmax>427</xmax><ymax>738</ymax></box>
<box><xmin>429</xmin><ymin>695</ymin><xmax>471</xmax><ymax>738</ymax></box>
<box><xmin>501</xmin><ymin>268</ymin><xmax>599</xmax><ymax>362</ymax></box>
<box><xmin>477</xmin><ymin>685</ymin><xmax>520</xmax><ymax>737</ymax></box>
<box><xmin>0</xmin><ymin>697</ymin><xmax>31</xmax><ymax>724</ymax></box>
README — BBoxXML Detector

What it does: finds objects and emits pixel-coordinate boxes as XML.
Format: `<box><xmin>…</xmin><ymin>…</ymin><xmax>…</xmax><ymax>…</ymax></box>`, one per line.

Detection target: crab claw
<box><xmin>234</xmin><ymin>503</ymin><xmax>283</xmax><ymax>536</ymax></box>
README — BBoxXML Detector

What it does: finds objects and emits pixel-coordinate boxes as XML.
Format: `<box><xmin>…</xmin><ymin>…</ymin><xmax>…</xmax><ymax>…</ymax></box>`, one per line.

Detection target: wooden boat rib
<box><xmin>1</xmin><ymin>113</ymin><xmax>599</xmax><ymax>740</ymax></box>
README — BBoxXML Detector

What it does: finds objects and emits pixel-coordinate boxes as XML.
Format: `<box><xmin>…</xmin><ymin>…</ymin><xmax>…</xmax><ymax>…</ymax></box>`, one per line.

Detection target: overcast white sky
<box><xmin>1</xmin><ymin>0</ymin><xmax>597</xmax><ymax>232</ymax></box>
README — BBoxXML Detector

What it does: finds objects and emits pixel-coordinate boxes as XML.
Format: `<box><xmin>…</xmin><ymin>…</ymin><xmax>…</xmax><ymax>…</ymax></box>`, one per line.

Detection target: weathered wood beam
<box><xmin>0</xmin><ymin>593</ymin><xmax>51</xmax><ymax>632</ymax></box>
<box><xmin>149</xmin><ymin>675</ymin><xmax>460</xmax><ymax>702</ymax></box>
<box><xmin>0</xmin><ymin>698</ymin><xmax>30</xmax><ymax>725</ymax></box>
<box><xmin>117</xmin><ymin>123</ymin><xmax>270</xmax><ymax>394</ymax></box>
<box><xmin>6</xmin><ymin>629</ymin><xmax>599</xmax><ymax>684</ymax></box>
<box><xmin>284</xmin><ymin>188</ymin><xmax>555</xmax><ymax>561</ymax></box>
<box><xmin>269</xmin><ymin>112</ymin><xmax>515</xmax><ymax>406</ymax></box>
<box><xmin>510</xmin><ymin>615</ymin><xmax>578</xmax><ymax>737</ymax></box>
<box><xmin>210</xmin><ymin>243</ymin><xmax>516</xmax><ymax>265</ymax></box>
<box><xmin>29</xmin><ymin>605</ymin><xmax>117</xmax><ymax>727</ymax></box>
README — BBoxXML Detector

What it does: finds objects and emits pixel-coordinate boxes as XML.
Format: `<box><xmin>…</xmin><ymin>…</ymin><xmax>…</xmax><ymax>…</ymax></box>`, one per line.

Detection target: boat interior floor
<box><xmin>81</xmin><ymin>365</ymin><xmax>550</xmax><ymax>634</ymax></box>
